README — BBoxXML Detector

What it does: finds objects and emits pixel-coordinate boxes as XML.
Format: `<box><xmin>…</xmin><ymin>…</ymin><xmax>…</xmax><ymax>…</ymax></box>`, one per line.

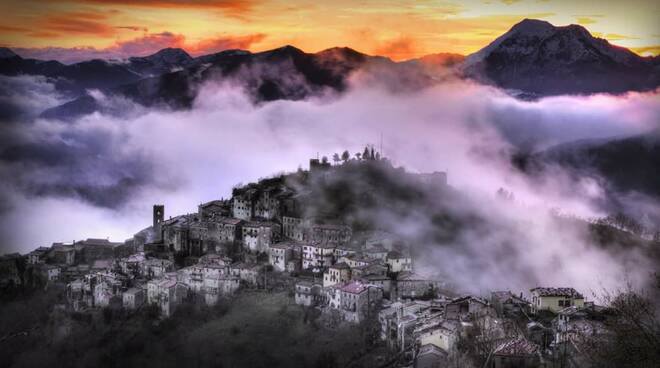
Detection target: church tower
<box><xmin>153</xmin><ymin>204</ymin><xmax>164</xmax><ymax>228</ymax></box>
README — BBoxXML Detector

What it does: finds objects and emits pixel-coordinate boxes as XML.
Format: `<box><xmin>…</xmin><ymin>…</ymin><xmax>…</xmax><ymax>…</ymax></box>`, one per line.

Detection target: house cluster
<box><xmin>367</xmin><ymin>286</ymin><xmax>601</xmax><ymax>368</ymax></box>
<box><xmin>0</xmin><ymin>156</ymin><xmax>608</xmax><ymax>367</ymax></box>
<box><xmin>0</xmin><ymin>238</ymin><xmax>129</xmax><ymax>290</ymax></box>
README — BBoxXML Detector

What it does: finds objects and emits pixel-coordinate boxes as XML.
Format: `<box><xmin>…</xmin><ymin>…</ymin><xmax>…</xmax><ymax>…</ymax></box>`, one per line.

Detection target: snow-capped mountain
<box><xmin>463</xmin><ymin>18</ymin><xmax>659</xmax><ymax>95</ymax></box>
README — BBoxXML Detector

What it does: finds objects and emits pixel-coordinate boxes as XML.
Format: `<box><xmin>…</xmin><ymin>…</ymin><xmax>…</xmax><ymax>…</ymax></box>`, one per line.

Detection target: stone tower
<box><xmin>153</xmin><ymin>204</ymin><xmax>164</xmax><ymax>228</ymax></box>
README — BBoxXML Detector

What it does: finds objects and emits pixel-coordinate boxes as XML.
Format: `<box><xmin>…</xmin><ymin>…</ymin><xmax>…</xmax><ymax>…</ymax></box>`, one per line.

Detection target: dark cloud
<box><xmin>0</xmin><ymin>120</ymin><xmax>157</xmax><ymax>209</ymax></box>
<box><xmin>0</xmin><ymin>75</ymin><xmax>66</xmax><ymax>121</ymax></box>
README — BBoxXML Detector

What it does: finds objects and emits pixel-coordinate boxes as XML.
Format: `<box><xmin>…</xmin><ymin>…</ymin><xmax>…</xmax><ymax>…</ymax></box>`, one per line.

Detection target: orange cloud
<box><xmin>372</xmin><ymin>36</ymin><xmax>419</xmax><ymax>61</ymax></box>
<box><xmin>0</xmin><ymin>24</ymin><xmax>30</xmax><ymax>33</ymax></box>
<box><xmin>188</xmin><ymin>33</ymin><xmax>266</xmax><ymax>54</ymax></box>
<box><xmin>12</xmin><ymin>31</ymin><xmax>267</xmax><ymax>63</ymax></box>
<box><xmin>76</xmin><ymin>0</ymin><xmax>253</xmax><ymax>17</ymax></box>
<box><xmin>116</xmin><ymin>26</ymin><xmax>149</xmax><ymax>32</ymax></box>
<box><xmin>39</xmin><ymin>11</ymin><xmax>116</xmax><ymax>37</ymax></box>
<box><xmin>630</xmin><ymin>45</ymin><xmax>660</xmax><ymax>57</ymax></box>
<box><xmin>576</xmin><ymin>17</ymin><xmax>597</xmax><ymax>25</ymax></box>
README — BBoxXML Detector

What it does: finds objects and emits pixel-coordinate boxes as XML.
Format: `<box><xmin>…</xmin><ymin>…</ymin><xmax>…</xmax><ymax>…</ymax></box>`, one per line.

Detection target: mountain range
<box><xmin>1</xmin><ymin>18</ymin><xmax>658</xmax><ymax>121</ymax></box>
<box><xmin>515</xmin><ymin>130</ymin><xmax>660</xmax><ymax>203</ymax></box>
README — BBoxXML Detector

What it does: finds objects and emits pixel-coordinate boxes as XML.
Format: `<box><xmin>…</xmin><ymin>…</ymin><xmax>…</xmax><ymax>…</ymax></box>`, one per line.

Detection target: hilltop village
<box><xmin>0</xmin><ymin>150</ymin><xmax>621</xmax><ymax>368</ymax></box>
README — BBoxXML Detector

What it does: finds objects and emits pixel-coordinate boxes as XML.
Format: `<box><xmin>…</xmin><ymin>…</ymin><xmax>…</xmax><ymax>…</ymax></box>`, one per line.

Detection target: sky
<box><xmin>1</xmin><ymin>0</ymin><xmax>659</xmax><ymax>62</ymax></box>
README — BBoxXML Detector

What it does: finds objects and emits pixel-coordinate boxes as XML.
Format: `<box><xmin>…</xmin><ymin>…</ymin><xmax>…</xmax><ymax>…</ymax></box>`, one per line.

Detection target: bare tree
<box><xmin>578</xmin><ymin>278</ymin><xmax>660</xmax><ymax>368</ymax></box>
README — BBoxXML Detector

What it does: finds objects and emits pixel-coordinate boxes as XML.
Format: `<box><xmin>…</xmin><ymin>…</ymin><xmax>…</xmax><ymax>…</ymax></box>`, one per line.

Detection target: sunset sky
<box><xmin>1</xmin><ymin>0</ymin><xmax>659</xmax><ymax>63</ymax></box>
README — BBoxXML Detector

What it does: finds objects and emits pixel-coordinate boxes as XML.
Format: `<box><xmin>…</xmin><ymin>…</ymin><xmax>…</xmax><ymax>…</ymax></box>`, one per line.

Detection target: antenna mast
<box><xmin>380</xmin><ymin>132</ymin><xmax>383</xmax><ymax>157</ymax></box>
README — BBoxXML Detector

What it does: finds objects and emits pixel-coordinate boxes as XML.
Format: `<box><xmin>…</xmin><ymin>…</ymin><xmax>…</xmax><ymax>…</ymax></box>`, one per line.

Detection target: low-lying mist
<box><xmin>0</xmin><ymin>72</ymin><xmax>658</xmax><ymax>295</ymax></box>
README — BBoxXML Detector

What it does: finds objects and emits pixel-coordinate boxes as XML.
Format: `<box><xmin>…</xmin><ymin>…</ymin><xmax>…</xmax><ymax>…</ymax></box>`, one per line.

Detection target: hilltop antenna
<box><xmin>380</xmin><ymin>132</ymin><xmax>383</xmax><ymax>158</ymax></box>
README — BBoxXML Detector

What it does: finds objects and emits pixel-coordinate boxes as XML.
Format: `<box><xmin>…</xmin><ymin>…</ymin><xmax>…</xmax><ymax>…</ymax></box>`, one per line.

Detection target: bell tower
<box><xmin>153</xmin><ymin>204</ymin><xmax>164</xmax><ymax>228</ymax></box>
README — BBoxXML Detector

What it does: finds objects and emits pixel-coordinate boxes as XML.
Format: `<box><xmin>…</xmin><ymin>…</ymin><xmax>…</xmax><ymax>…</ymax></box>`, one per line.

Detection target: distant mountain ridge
<box><xmin>516</xmin><ymin>130</ymin><xmax>660</xmax><ymax>199</ymax></box>
<box><xmin>463</xmin><ymin>19</ymin><xmax>659</xmax><ymax>96</ymax></box>
<box><xmin>38</xmin><ymin>45</ymin><xmax>394</xmax><ymax>120</ymax></box>
<box><xmin>1</xmin><ymin>18</ymin><xmax>659</xmax><ymax>120</ymax></box>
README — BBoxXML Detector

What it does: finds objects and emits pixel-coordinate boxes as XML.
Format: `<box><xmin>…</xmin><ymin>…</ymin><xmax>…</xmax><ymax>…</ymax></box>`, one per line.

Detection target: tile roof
<box><xmin>494</xmin><ymin>337</ymin><xmax>540</xmax><ymax>356</ymax></box>
<box><xmin>531</xmin><ymin>287</ymin><xmax>583</xmax><ymax>298</ymax></box>
<box><xmin>330</xmin><ymin>262</ymin><xmax>350</xmax><ymax>269</ymax></box>
<box><xmin>339</xmin><ymin>281</ymin><xmax>368</xmax><ymax>294</ymax></box>
<box><xmin>219</xmin><ymin>217</ymin><xmax>243</xmax><ymax>225</ymax></box>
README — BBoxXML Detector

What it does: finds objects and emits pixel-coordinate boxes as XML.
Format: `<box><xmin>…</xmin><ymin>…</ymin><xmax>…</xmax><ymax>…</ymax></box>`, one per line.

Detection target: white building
<box><xmin>122</xmin><ymin>287</ymin><xmax>145</xmax><ymax>310</ymax></box>
<box><xmin>302</xmin><ymin>242</ymin><xmax>336</xmax><ymax>270</ymax></box>
<box><xmin>386</xmin><ymin>251</ymin><xmax>412</xmax><ymax>273</ymax></box>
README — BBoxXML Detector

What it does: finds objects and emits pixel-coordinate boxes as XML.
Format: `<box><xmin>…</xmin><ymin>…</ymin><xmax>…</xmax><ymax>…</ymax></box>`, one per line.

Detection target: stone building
<box><xmin>309</xmin><ymin>223</ymin><xmax>352</xmax><ymax>244</ymax></box>
<box><xmin>28</xmin><ymin>247</ymin><xmax>50</xmax><ymax>264</ymax></box>
<box><xmin>323</xmin><ymin>262</ymin><xmax>351</xmax><ymax>287</ymax></box>
<box><xmin>241</xmin><ymin>221</ymin><xmax>281</xmax><ymax>253</ymax></box>
<box><xmin>229</xmin><ymin>263</ymin><xmax>262</xmax><ymax>286</ymax></box>
<box><xmin>491</xmin><ymin>291</ymin><xmax>530</xmax><ymax>318</ymax></box>
<box><xmin>232</xmin><ymin>188</ymin><xmax>257</xmax><ymax>220</ymax></box>
<box><xmin>294</xmin><ymin>281</ymin><xmax>323</xmax><ymax>306</ymax></box>
<box><xmin>198</xmin><ymin>200</ymin><xmax>230</xmax><ymax>220</ymax></box>
<box><xmin>52</xmin><ymin>244</ymin><xmax>76</xmax><ymax>265</ymax></box>
<box><xmin>203</xmin><ymin>275</ymin><xmax>240</xmax><ymax>305</ymax></box>
<box><xmin>143</xmin><ymin>258</ymin><xmax>174</xmax><ymax>279</ymax></box>
<box><xmin>0</xmin><ymin>253</ymin><xmax>22</xmax><ymax>288</ymax></box>
<box><xmin>147</xmin><ymin>277</ymin><xmax>187</xmax><ymax>317</ymax></box>
<box><xmin>122</xmin><ymin>287</ymin><xmax>145</xmax><ymax>310</ymax></box>
<box><xmin>491</xmin><ymin>337</ymin><xmax>540</xmax><ymax>368</ymax></box>
<box><xmin>37</xmin><ymin>264</ymin><xmax>61</xmax><ymax>283</ymax></box>
<box><xmin>75</xmin><ymin>238</ymin><xmax>118</xmax><ymax>264</ymax></box>
<box><xmin>386</xmin><ymin>250</ymin><xmax>413</xmax><ymax>273</ymax></box>
<box><xmin>282</xmin><ymin>216</ymin><xmax>307</xmax><ymax>241</ymax></box>
<box><xmin>117</xmin><ymin>252</ymin><xmax>145</xmax><ymax>277</ymax></box>
<box><xmin>302</xmin><ymin>242</ymin><xmax>336</xmax><ymax>270</ymax></box>
<box><xmin>269</xmin><ymin>242</ymin><xmax>296</xmax><ymax>272</ymax></box>
<box><xmin>335</xmin><ymin>281</ymin><xmax>383</xmax><ymax>323</ymax></box>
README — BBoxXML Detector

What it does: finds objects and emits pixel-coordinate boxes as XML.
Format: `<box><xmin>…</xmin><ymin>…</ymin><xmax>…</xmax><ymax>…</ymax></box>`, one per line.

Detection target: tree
<box><xmin>578</xmin><ymin>280</ymin><xmax>660</xmax><ymax>368</ymax></box>
<box><xmin>332</xmin><ymin>153</ymin><xmax>340</xmax><ymax>165</ymax></box>
<box><xmin>363</xmin><ymin>146</ymin><xmax>370</xmax><ymax>160</ymax></box>
<box><xmin>321</xmin><ymin>156</ymin><xmax>328</xmax><ymax>164</ymax></box>
<box><xmin>355</xmin><ymin>152</ymin><xmax>362</xmax><ymax>161</ymax></box>
<box><xmin>341</xmin><ymin>150</ymin><xmax>350</xmax><ymax>163</ymax></box>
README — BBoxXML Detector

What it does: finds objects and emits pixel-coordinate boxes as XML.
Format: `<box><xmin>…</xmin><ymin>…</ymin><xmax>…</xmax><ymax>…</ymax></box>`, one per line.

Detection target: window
<box><xmin>558</xmin><ymin>300</ymin><xmax>564</xmax><ymax>307</ymax></box>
